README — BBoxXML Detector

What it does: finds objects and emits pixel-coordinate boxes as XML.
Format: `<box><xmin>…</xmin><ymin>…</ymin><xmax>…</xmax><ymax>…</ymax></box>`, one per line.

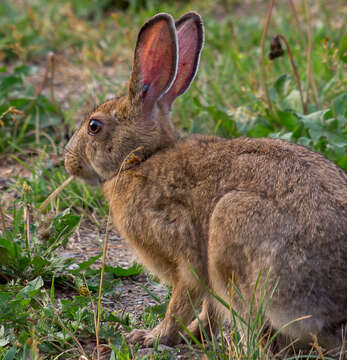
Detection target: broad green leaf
<box><xmin>31</xmin><ymin>255</ymin><xmax>50</xmax><ymax>273</ymax></box>
<box><xmin>297</xmin><ymin>110</ymin><xmax>330</xmax><ymax>143</ymax></box>
<box><xmin>16</xmin><ymin>276</ymin><xmax>44</xmax><ymax>300</ymax></box>
<box><xmin>277</xmin><ymin>111</ymin><xmax>298</xmax><ymax>131</ymax></box>
<box><xmin>273</xmin><ymin>74</ymin><xmax>291</xmax><ymax>99</ymax></box>
<box><xmin>333</xmin><ymin>93</ymin><xmax>347</xmax><ymax>117</ymax></box>
<box><xmin>0</xmin><ymin>238</ymin><xmax>23</xmax><ymax>265</ymax></box>
<box><xmin>70</xmin><ymin>254</ymin><xmax>102</xmax><ymax>274</ymax></box>
<box><xmin>337</xmin><ymin>154</ymin><xmax>347</xmax><ymax>171</ymax></box>
<box><xmin>0</xmin><ymin>238</ymin><xmax>17</xmax><ymax>258</ymax></box>
<box><xmin>0</xmin><ymin>325</ymin><xmax>10</xmax><ymax>346</ymax></box>
<box><xmin>4</xmin><ymin>346</ymin><xmax>16</xmax><ymax>360</ymax></box>
<box><xmin>248</xmin><ymin>123</ymin><xmax>272</xmax><ymax>138</ymax></box>
<box><xmin>283</xmin><ymin>90</ymin><xmax>302</xmax><ymax>112</ymax></box>
<box><xmin>48</xmin><ymin>213</ymin><xmax>81</xmax><ymax>250</ymax></box>
<box><xmin>104</xmin><ymin>263</ymin><xmax>143</xmax><ymax>277</ymax></box>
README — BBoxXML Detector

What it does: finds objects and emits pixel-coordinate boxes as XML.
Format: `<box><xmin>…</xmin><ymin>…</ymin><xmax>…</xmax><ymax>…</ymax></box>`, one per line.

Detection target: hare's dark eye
<box><xmin>88</xmin><ymin>119</ymin><xmax>103</xmax><ymax>135</ymax></box>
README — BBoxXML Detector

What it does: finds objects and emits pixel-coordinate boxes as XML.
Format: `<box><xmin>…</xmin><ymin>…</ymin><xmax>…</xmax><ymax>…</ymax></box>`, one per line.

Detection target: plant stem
<box><xmin>260</xmin><ymin>0</ymin><xmax>276</xmax><ymax>112</ymax></box>
<box><xmin>24</xmin><ymin>204</ymin><xmax>32</xmax><ymax>260</ymax></box>
<box><xmin>288</xmin><ymin>0</ymin><xmax>306</xmax><ymax>52</ymax></box>
<box><xmin>276</xmin><ymin>34</ymin><xmax>307</xmax><ymax>114</ymax></box>
<box><xmin>49</xmin><ymin>52</ymin><xmax>56</xmax><ymax>106</ymax></box>
<box><xmin>304</xmin><ymin>0</ymin><xmax>320</xmax><ymax>109</ymax></box>
<box><xmin>35</xmin><ymin>105</ymin><xmax>40</xmax><ymax>145</ymax></box>
<box><xmin>0</xmin><ymin>202</ymin><xmax>9</xmax><ymax>241</ymax></box>
<box><xmin>18</xmin><ymin>52</ymin><xmax>53</xmax><ymax>124</ymax></box>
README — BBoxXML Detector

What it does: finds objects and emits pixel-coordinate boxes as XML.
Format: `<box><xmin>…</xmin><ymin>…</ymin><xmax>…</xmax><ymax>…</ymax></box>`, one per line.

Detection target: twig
<box><xmin>0</xmin><ymin>106</ymin><xmax>24</xmax><ymax>122</ymax></box>
<box><xmin>47</xmin><ymin>52</ymin><xmax>66</xmax><ymax>142</ymax></box>
<box><xmin>82</xmin><ymin>273</ymin><xmax>98</xmax><ymax>345</ymax></box>
<box><xmin>35</xmin><ymin>53</ymin><xmax>53</xmax><ymax>98</ymax></box>
<box><xmin>260</xmin><ymin>0</ymin><xmax>276</xmax><ymax>112</ymax></box>
<box><xmin>24</xmin><ymin>204</ymin><xmax>32</xmax><ymax>260</ymax></box>
<box><xmin>49</xmin><ymin>52</ymin><xmax>56</xmax><ymax>106</ymax></box>
<box><xmin>54</xmin><ymin>306</ymin><xmax>88</xmax><ymax>357</ymax></box>
<box><xmin>35</xmin><ymin>105</ymin><xmax>40</xmax><ymax>145</ymax></box>
<box><xmin>23</xmin><ymin>182</ymin><xmax>32</xmax><ymax>259</ymax></box>
<box><xmin>275</xmin><ymin>34</ymin><xmax>307</xmax><ymax>114</ymax></box>
<box><xmin>39</xmin><ymin>175</ymin><xmax>75</xmax><ymax>213</ymax></box>
<box><xmin>95</xmin><ymin>147</ymin><xmax>143</xmax><ymax>360</ymax></box>
<box><xmin>304</xmin><ymin>0</ymin><xmax>312</xmax><ymax>108</ymax></box>
<box><xmin>288</xmin><ymin>0</ymin><xmax>307</xmax><ymax>52</ymax></box>
<box><xmin>0</xmin><ymin>202</ymin><xmax>9</xmax><ymax>241</ymax></box>
<box><xmin>18</xmin><ymin>52</ymin><xmax>53</xmax><ymax>123</ymax></box>
<box><xmin>26</xmin><ymin>130</ymin><xmax>58</xmax><ymax>155</ymax></box>
<box><xmin>304</xmin><ymin>0</ymin><xmax>320</xmax><ymax>109</ymax></box>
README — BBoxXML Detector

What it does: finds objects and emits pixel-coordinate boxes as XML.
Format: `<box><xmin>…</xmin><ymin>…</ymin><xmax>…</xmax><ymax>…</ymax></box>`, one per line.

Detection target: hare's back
<box><xmin>172</xmin><ymin>135</ymin><xmax>347</xmax><ymax>244</ymax></box>
<box><xmin>183</xmin><ymin>135</ymin><xmax>346</xmax><ymax>209</ymax></box>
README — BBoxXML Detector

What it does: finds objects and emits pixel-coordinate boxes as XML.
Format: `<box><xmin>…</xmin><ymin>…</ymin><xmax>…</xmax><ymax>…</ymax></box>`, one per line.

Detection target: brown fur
<box><xmin>65</xmin><ymin>12</ymin><xmax>347</xmax><ymax>351</ymax></box>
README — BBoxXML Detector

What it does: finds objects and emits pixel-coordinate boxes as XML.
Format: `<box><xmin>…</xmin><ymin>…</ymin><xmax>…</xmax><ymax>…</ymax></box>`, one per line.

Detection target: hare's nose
<box><xmin>64</xmin><ymin>131</ymin><xmax>79</xmax><ymax>156</ymax></box>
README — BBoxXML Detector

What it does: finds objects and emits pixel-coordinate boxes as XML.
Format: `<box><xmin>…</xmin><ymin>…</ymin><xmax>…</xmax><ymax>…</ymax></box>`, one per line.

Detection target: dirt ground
<box><xmin>63</xmin><ymin>222</ymin><xmax>169</xmax><ymax>315</ymax></box>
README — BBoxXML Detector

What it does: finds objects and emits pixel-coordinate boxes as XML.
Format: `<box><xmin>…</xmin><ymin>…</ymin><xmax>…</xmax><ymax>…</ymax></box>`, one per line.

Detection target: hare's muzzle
<box><xmin>64</xmin><ymin>133</ymin><xmax>103</xmax><ymax>186</ymax></box>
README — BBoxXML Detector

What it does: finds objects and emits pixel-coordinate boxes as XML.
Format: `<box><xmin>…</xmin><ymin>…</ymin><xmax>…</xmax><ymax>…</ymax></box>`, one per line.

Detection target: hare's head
<box><xmin>64</xmin><ymin>12</ymin><xmax>204</xmax><ymax>184</ymax></box>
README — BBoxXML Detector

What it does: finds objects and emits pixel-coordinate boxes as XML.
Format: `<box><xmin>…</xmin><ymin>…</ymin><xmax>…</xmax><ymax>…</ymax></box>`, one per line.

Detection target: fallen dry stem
<box><xmin>39</xmin><ymin>175</ymin><xmax>75</xmax><ymax>212</ymax></box>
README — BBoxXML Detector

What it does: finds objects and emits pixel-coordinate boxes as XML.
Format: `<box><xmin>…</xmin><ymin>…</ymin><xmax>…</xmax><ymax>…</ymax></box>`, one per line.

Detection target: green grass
<box><xmin>0</xmin><ymin>0</ymin><xmax>346</xmax><ymax>358</ymax></box>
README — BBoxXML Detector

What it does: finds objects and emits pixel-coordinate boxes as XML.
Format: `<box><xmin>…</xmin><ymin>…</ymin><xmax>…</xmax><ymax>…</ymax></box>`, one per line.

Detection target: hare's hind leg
<box><xmin>187</xmin><ymin>295</ymin><xmax>220</xmax><ymax>342</ymax></box>
<box><xmin>207</xmin><ymin>191</ymin><xmax>276</xmax><ymax>319</ymax></box>
<box><xmin>207</xmin><ymin>191</ymin><xmax>292</xmax><ymax>343</ymax></box>
<box><xmin>207</xmin><ymin>190</ymin><xmax>345</xmax><ymax>352</ymax></box>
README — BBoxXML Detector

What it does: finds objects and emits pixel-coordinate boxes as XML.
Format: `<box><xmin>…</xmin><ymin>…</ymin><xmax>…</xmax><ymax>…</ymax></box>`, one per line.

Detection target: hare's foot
<box><xmin>125</xmin><ymin>329</ymin><xmax>150</xmax><ymax>344</ymax></box>
<box><xmin>142</xmin><ymin>323</ymin><xmax>179</xmax><ymax>347</ymax></box>
<box><xmin>125</xmin><ymin>323</ymin><xmax>179</xmax><ymax>347</ymax></box>
<box><xmin>187</xmin><ymin>296</ymin><xmax>219</xmax><ymax>342</ymax></box>
<box><xmin>127</xmin><ymin>279</ymin><xmax>205</xmax><ymax>347</ymax></box>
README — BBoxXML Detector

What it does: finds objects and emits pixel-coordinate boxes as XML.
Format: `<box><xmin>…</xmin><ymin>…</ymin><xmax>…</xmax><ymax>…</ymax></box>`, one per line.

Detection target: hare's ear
<box><xmin>129</xmin><ymin>13</ymin><xmax>178</xmax><ymax>114</ymax></box>
<box><xmin>159</xmin><ymin>12</ymin><xmax>204</xmax><ymax>110</ymax></box>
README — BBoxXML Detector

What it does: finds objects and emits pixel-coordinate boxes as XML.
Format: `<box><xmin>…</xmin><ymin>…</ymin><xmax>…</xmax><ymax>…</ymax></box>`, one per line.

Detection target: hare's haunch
<box><xmin>65</xmin><ymin>12</ymin><xmax>347</xmax><ymax>352</ymax></box>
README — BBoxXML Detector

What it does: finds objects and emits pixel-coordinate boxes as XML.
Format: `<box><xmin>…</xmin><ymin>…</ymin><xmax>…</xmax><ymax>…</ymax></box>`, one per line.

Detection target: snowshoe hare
<box><xmin>65</xmin><ymin>12</ymin><xmax>347</xmax><ymax>352</ymax></box>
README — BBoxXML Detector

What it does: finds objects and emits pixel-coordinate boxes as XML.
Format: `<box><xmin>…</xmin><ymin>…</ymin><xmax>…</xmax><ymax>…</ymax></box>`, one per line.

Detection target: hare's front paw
<box><xmin>125</xmin><ymin>329</ymin><xmax>150</xmax><ymax>345</ymax></box>
<box><xmin>125</xmin><ymin>328</ymin><xmax>161</xmax><ymax>347</ymax></box>
<box><xmin>126</xmin><ymin>325</ymin><xmax>179</xmax><ymax>347</ymax></box>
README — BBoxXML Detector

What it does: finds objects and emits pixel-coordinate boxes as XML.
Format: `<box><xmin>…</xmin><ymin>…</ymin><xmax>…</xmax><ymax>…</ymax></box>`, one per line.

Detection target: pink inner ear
<box><xmin>137</xmin><ymin>19</ymin><xmax>177</xmax><ymax>106</ymax></box>
<box><xmin>163</xmin><ymin>17</ymin><xmax>201</xmax><ymax>106</ymax></box>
